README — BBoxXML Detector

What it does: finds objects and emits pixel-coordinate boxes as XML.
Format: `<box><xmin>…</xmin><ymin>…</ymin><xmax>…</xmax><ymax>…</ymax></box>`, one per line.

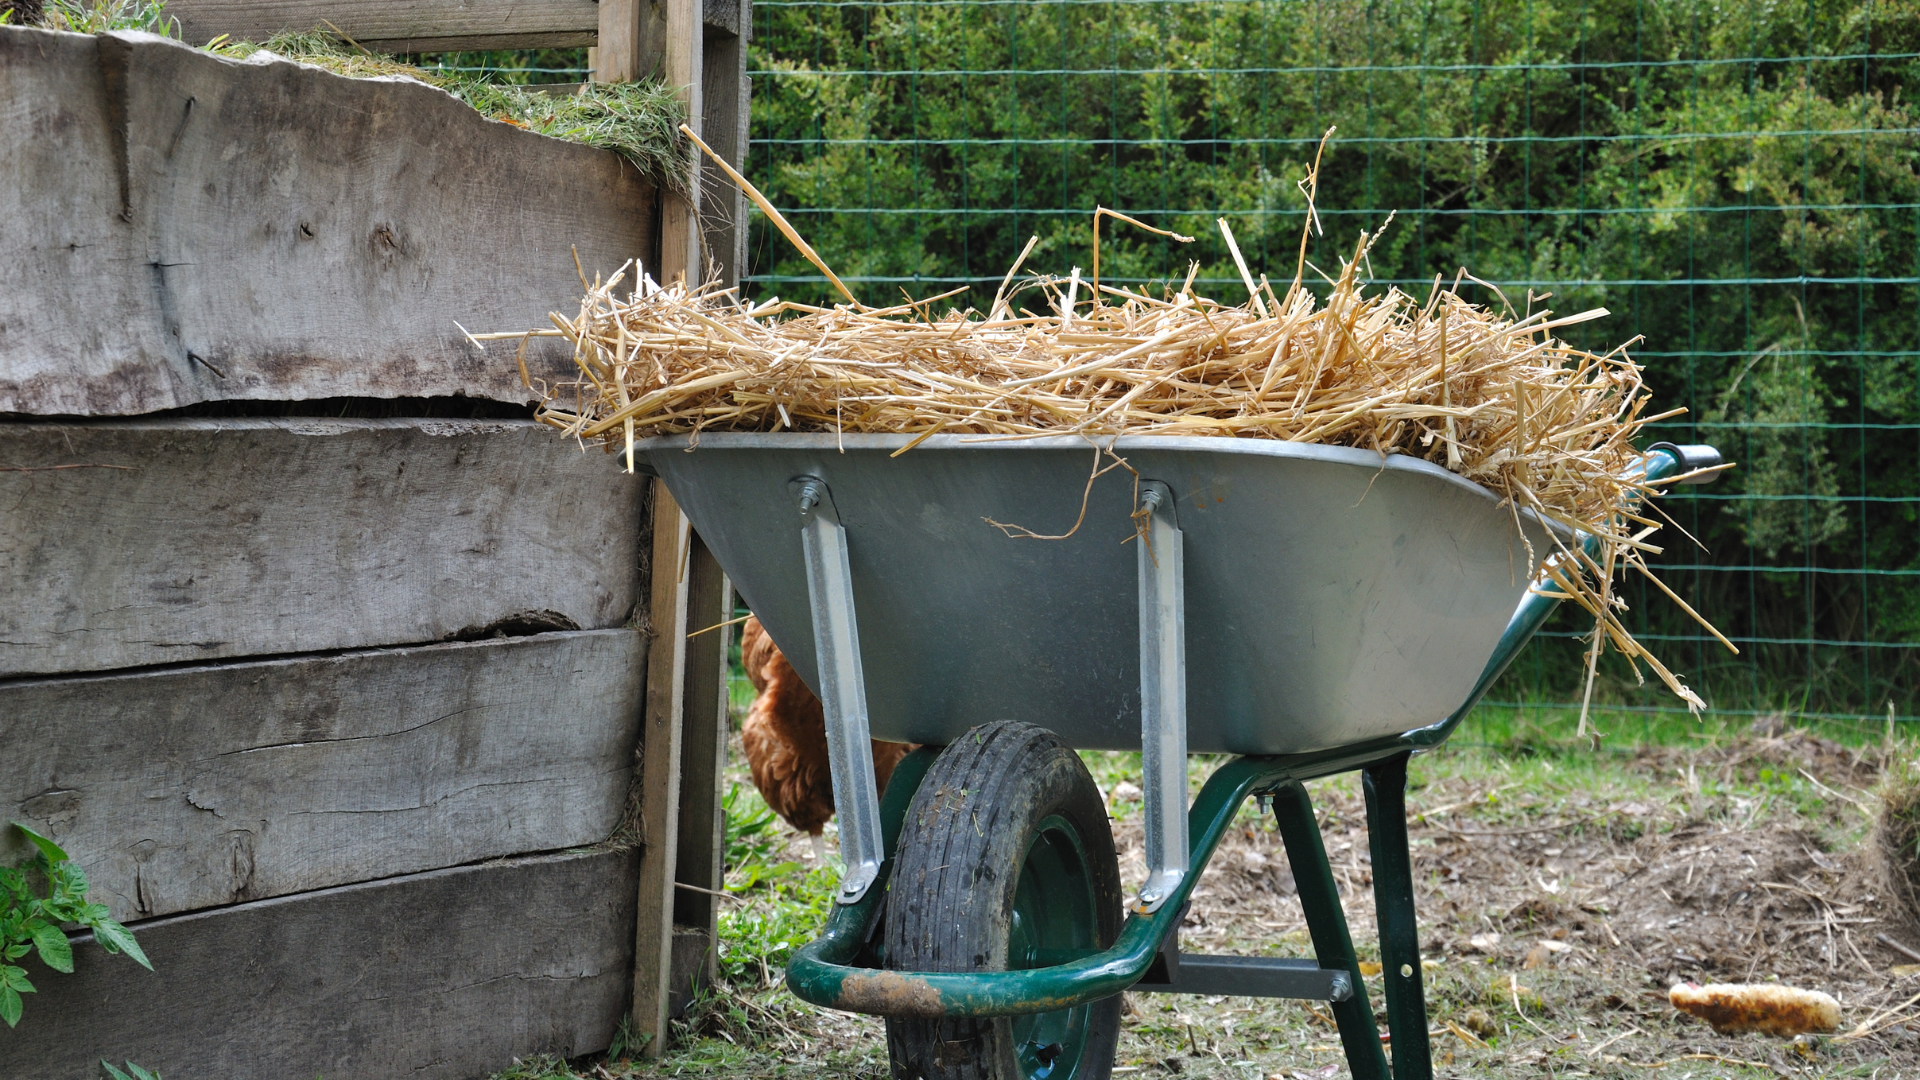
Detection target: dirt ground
<box><xmin>501</xmin><ymin>718</ymin><xmax>1920</xmax><ymax>1080</ymax></box>
<box><xmin>1097</xmin><ymin>727</ymin><xmax>1920</xmax><ymax>1079</ymax></box>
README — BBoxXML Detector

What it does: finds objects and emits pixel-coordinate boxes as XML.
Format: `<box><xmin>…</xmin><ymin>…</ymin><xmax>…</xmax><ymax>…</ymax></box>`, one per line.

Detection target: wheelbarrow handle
<box><xmin>1645</xmin><ymin>442</ymin><xmax>1725</xmax><ymax>483</ymax></box>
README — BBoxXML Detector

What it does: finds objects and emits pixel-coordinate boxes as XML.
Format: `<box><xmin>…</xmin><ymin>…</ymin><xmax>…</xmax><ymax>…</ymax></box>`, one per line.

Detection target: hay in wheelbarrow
<box><xmin>471</xmin><ymin>128</ymin><xmax>1732</xmax><ymax>720</ymax></box>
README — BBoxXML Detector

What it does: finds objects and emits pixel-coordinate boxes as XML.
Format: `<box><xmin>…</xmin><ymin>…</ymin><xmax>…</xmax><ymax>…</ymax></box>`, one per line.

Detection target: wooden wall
<box><xmin>0</xmin><ymin>28</ymin><xmax>657</xmax><ymax>417</ymax></box>
<box><xmin>1</xmin><ymin>22</ymin><xmax>738</xmax><ymax>1079</ymax></box>
<box><xmin>0</xmin><ymin>415</ymin><xmax>652</xmax><ymax>1080</ymax></box>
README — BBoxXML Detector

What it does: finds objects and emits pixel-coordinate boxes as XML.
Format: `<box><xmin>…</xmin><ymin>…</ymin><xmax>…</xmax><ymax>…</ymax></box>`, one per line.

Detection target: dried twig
<box><xmin>1603</xmin><ymin>1052</ymin><xmax>1777</xmax><ymax>1071</ymax></box>
<box><xmin>1878</xmin><ymin>933</ymin><xmax>1920</xmax><ymax>964</ymax></box>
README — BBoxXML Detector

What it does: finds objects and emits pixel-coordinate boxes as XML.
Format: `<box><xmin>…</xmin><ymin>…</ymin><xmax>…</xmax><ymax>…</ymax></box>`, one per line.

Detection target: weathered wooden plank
<box><xmin>0</xmin><ymin>27</ymin><xmax>655</xmax><ymax>415</ymax></box>
<box><xmin>633</xmin><ymin>480</ymin><xmax>690</xmax><ymax>1055</ymax></box>
<box><xmin>0</xmin><ymin>418</ymin><xmax>643</xmax><ymax>676</ymax></box>
<box><xmin>659</xmin><ymin>0</ymin><xmax>703</xmax><ymax>283</ymax></box>
<box><xmin>0</xmin><ymin>849</ymin><xmax>638</xmax><ymax>1080</ymax></box>
<box><xmin>664</xmin><ymin>538</ymin><xmax>730</xmax><ymax>1020</ymax></box>
<box><xmin>703</xmin><ymin>0</ymin><xmax>749</xmax><ymax>39</ymax></box>
<box><xmin>164</xmin><ymin>0</ymin><xmax>599</xmax><ymax>50</ymax></box>
<box><xmin>164</xmin><ymin>0</ymin><xmax>761</xmax><ymax>53</ymax></box>
<box><xmin>673</xmin><ymin>538</ymin><xmax>731</xmax><ymax>966</ymax></box>
<box><xmin>596</xmin><ymin>0</ymin><xmax>667</xmax><ymax>86</ymax></box>
<box><xmin>698</xmin><ymin>7</ymin><xmax>752</xmax><ymax>288</ymax></box>
<box><xmin>668</xmin><ymin>925</ymin><xmax>715</xmax><ymax>1020</ymax></box>
<box><xmin>1</xmin><ymin>629</ymin><xmax>642</xmax><ymax>923</ymax></box>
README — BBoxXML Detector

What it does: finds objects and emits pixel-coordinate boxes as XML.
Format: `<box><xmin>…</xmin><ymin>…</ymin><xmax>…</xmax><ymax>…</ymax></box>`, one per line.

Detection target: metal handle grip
<box><xmin>1645</xmin><ymin>442</ymin><xmax>1724</xmax><ymax>484</ymax></box>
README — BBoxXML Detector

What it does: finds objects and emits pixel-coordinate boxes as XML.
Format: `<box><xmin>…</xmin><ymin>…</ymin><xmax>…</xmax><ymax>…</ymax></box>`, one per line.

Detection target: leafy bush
<box><xmin>748</xmin><ymin>0</ymin><xmax>1920</xmax><ymax>713</ymax></box>
<box><xmin>2</xmin><ymin>824</ymin><xmax>151</xmax><ymax>1028</ymax></box>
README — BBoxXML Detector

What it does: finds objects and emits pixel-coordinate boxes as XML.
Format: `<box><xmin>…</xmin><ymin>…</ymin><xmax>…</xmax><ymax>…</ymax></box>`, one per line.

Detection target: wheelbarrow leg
<box><xmin>793</xmin><ymin>476</ymin><xmax>886</xmax><ymax>905</ymax></box>
<box><xmin>1135</xmin><ymin>480</ymin><xmax>1188</xmax><ymax>914</ymax></box>
<box><xmin>1364</xmin><ymin>753</ymin><xmax>1433</xmax><ymax>1080</ymax></box>
<box><xmin>1270</xmin><ymin>782</ymin><xmax>1390</xmax><ymax>1080</ymax></box>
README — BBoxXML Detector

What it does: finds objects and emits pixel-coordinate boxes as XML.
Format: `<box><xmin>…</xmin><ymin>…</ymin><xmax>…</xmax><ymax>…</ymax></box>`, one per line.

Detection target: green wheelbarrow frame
<box><xmin>784</xmin><ymin>445</ymin><xmax>1718</xmax><ymax>1080</ymax></box>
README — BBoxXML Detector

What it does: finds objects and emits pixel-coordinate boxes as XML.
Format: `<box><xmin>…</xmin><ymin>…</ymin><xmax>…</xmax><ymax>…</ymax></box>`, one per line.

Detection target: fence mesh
<box><xmin>745</xmin><ymin>0</ymin><xmax>1919</xmax><ymax>721</ymax></box>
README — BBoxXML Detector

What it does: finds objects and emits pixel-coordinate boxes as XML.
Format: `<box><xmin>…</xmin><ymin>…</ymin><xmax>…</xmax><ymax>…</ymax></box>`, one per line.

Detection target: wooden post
<box><xmin>594</xmin><ymin>0</ymin><xmax>664</xmax><ymax>86</ymax></box>
<box><xmin>598</xmin><ymin>0</ymin><xmax>701</xmax><ymax>284</ymax></box>
<box><xmin>700</xmin><ymin>0</ymin><xmax>753</xmax><ymax>287</ymax></box>
<box><xmin>632</xmin><ymin>479</ymin><xmax>690</xmax><ymax>1056</ymax></box>
<box><xmin>594</xmin><ymin>0</ymin><xmax>744</xmax><ymax>1053</ymax></box>
<box><xmin>670</xmin><ymin>535</ymin><xmax>732</xmax><ymax>1016</ymax></box>
<box><xmin>660</xmin><ymin>0</ymin><xmax>704</xmax><ymax>283</ymax></box>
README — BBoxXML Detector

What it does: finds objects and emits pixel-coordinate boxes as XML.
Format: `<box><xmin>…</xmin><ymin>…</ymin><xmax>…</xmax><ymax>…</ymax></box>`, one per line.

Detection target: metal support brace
<box><xmin>1135</xmin><ymin>481</ymin><xmax>1187</xmax><ymax>914</ymax></box>
<box><xmin>1135</xmin><ymin>909</ymin><xmax>1354</xmax><ymax>1001</ymax></box>
<box><xmin>793</xmin><ymin>476</ymin><xmax>885</xmax><ymax>905</ymax></box>
<box><xmin>1365</xmin><ymin>753</ymin><xmax>1433</xmax><ymax>1080</ymax></box>
<box><xmin>1271</xmin><ymin>782</ymin><xmax>1391</xmax><ymax>1080</ymax></box>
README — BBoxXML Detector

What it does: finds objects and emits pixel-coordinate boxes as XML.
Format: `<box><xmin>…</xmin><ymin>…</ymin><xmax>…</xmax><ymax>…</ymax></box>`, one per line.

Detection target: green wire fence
<box><xmin>745</xmin><ymin>0</ymin><xmax>1919</xmax><ymax>721</ymax></box>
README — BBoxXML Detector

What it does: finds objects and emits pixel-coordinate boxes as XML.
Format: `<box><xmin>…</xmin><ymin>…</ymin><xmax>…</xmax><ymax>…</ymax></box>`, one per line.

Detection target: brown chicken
<box><xmin>740</xmin><ymin>616</ymin><xmax>913</xmax><ymax>860</ymax></box>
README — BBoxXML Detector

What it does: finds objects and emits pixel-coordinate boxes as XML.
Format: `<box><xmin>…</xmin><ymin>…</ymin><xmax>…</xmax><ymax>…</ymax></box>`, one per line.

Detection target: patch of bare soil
<box><xmin>1105</xmin><ymin>732</ymin><xmax>1920</xmax><ymax>1077</ymax></box>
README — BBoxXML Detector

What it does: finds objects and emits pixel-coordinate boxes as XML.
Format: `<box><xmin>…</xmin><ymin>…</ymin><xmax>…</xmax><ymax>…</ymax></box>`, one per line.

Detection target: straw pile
<box><xmin>477</xmin><ymin>132</ymin><xmax>1730</xmax><ymax>718</ymax></box>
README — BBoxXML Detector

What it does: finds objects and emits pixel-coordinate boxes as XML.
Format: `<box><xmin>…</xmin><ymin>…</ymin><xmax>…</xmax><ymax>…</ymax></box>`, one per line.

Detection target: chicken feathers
<box><xmin>739</xmin><ymin>616</ymin><xmax>912</xmax><ymax>851</ymax></box>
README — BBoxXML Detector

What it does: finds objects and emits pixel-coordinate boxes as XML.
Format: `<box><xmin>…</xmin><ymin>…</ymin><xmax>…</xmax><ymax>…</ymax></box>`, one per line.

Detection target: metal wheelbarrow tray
<box><xmin>635</xmin><ymin>432</ymin><xmax>1719</xmax><ymax>1080</ymax></box>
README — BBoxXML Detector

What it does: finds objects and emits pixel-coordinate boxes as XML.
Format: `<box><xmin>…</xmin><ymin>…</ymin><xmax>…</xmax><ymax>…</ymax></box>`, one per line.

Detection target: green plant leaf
<box><xmin>1</xmin><ymin>984</ymin><xmax>21</xmax><ymax>1028</ymax></box>
<box><xmin>62</xmin><ymin>863</ymin><xmax>93</xmax><ymax>896</ymax></box>
<box><xmin>31</xmin><ymin>924</ymin><xmax>73</xmax><ymax>973</ymax></box>
<box><xmin>10</xmin><ymin>822</ymin><xmax>68</xmax><ymax>865</ymax></box>
<box><xmin>1</xmin><ymin>963</ymin><xmax>35</xmax><ymax>993</ymax></box>
<box><xmin>101</xmin><ymin>1063</ymin><xmax>131</xmax><ymax>1080</ymax></box>
<box><xmin>89</xmin><ymin>918</ymin><xmax>151</xmax><ymax>971</ymax></box>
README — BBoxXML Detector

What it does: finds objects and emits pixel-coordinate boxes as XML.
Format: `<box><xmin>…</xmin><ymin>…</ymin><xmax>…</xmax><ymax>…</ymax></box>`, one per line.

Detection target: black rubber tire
<box><xmin>884</xmin><ymin>721</ymin><xmax>1123</xmax><ymax>1080</ymax></box>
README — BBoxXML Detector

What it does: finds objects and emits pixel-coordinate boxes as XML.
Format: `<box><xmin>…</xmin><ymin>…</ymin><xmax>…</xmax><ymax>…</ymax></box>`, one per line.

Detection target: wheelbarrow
<box><xmin>633</xmin><ymin>432</ymin><xmax>1722</xmax><ymax>1080</ymax></box>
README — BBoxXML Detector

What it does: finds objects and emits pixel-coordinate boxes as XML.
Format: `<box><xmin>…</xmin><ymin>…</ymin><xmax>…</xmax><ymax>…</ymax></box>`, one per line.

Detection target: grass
<box><xmin>201</xmin><ymin>32</ymin><xmax>691</xmax><ymax>191</ymax></box>
<box><xmin>713</xmin><ymin>783</ymin><xmax>840</xmax><ymax>985</ymax></box>
<box><xmin>9</xmin><ymin>0</ymin><xmax>177</xmax><ymax>35</ymax></box>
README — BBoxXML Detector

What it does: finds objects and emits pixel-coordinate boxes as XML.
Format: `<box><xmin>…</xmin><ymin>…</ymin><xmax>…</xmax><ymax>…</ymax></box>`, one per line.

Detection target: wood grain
<box><xmin>0</xmin><ymin>418</ymin><xmax>642</xmax><ymax>677</ymax></box>
<box><xmin>0</xmin><ymin>849</ymin><xmax>638</xmax><ymax>1080</ymax></box>
<box><xmin>165</xmin><ymin>0</ymin><xmax>599</xmax><ymax>49</ymax></box>
<box><xmin>659</xmin><ymin>0</ymin><xmax>703</xmax><ymax>283</ymax></box>
<box><xmin>703</xmin><ymin>0</ymin><xmax>749</xmax><ymax>39</ymax></box>
<box><xmin>163</xmin><ymin>0</ymin><xmax>749</xmax><ymax>49</ymax></box>
<box><xmin>668</xmin><ymin>926</ymin><xmax>715</xmax><ymax>1020</ymax></box>
<box><xmin>0</xmin><ymin>27</ymin><xmax>655</xmax><ymax>415</ymax></box>
<box><xmin>673</xmin><ymin>537</ymin><xmax>731</xmax><ymax>965</ymax></box>
<box><xmin>596</xmin><ymin>0</ymin><xmax>667</xmax><ymax>84</ymax></box>
<box><xmin>1</xmin><ymin>630</ymin><xmax>643</xmax><ymax>923</ymax></box>
<box><xmin>632</xmin><ymin>480</ymin><xmax>691</xmax><ymax>1054</ymax></box>
<box><xmin>699</xmin><ymin>9</ymin><xmax>752</xmax><ymax>287</ymax></box>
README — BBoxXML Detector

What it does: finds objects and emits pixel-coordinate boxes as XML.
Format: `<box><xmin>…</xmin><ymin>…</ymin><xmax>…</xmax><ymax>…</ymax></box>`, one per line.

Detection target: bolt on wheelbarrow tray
<box><xmin>634</xmin><ymin>432</ymin><xmax>1720</xmax><ymax>1080</ymax></box>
